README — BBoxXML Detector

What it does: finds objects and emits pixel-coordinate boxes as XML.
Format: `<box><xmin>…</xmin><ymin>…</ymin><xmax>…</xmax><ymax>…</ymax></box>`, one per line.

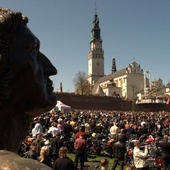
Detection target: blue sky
<box><xmin>1</xmin><ymin>0</ymin><xmax>170</xmax><ymax>92</ymax></box>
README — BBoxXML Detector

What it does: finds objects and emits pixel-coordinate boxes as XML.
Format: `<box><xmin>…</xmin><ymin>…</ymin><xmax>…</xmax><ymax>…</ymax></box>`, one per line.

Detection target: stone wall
<box><xmin>55</xmin><ymin>92</ymin><xmax>170</xmax><ymax>112</ymax></box>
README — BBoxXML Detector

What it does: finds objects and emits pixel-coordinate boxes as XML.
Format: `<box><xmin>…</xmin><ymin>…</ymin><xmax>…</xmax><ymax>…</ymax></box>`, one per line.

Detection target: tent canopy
<box><xmin>55</xmin><ymin>100</ymin><xmax>71</xmax><ymax>111</ymax></box>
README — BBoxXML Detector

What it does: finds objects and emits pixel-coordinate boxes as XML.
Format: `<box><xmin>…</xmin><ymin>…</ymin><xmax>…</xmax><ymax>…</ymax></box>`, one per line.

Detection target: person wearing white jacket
<box><xmin>133</xmin><ymin>140</ymin><xmax>149</xmax><ymax>170</ymax></box>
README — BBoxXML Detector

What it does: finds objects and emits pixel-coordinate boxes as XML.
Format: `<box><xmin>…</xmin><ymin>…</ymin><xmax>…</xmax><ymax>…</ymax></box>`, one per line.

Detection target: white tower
<box><xmin>87</xmin><ymin>4</ymin><xmax>104</xmax><ymax>88</ymax></box>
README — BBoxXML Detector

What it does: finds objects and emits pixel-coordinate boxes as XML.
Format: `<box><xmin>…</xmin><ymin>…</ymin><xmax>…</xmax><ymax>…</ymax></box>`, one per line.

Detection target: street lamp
<box><xmin>130</xmin><ymin>84</ymin><xmax>136</xmax><ymax>112</ymax></box>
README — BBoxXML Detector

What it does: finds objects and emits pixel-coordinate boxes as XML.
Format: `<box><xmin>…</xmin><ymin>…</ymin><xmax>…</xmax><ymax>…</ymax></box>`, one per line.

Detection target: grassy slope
<box><xmin>67</xmin><ymin>152</ymin><xmax>130</xmax><ymax>170</ymax></box>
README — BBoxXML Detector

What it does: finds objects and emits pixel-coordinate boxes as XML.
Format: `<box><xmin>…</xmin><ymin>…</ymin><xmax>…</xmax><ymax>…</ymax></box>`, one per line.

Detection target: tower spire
<box><xmin>95</xmin><ymin>0</ymin><xmax>97</xmax><ymax>15</ymax></box>
<box><xmin>91</xmin><ymin>0</ymin><xmax>101</xmax><ymax>40</ymax></box>
<box><xmin>112</xmin><ymin>58</ymin><xmax>117</xmax><ymax>73</ymax></box>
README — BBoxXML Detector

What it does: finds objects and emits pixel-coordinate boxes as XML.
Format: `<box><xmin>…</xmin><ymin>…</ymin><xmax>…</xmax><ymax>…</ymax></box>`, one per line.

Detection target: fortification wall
<box><xmin>55</xmin><ymin>92</ymin><xmax>170</xmax><ymax>112</ymax></box>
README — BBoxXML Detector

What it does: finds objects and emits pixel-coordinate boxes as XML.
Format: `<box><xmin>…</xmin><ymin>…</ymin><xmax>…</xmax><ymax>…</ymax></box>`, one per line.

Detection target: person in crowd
<box><xmin>0</xmin><ymin>7</ymin><xmax>57</xmax><ymax>153</ymax></box>
<box><xmin>84</xmin><ymin>122</ymin><xmax>91</xmax><ymax>135</ymax></box>
<box><xmin>57</xmin><ymin>118</ymin><xmax>63</xmax><ymax>136</ymax></box>
<box><xmin>111</xmin><ymin>135</ymin><xmax>126</xmax><ymax>170</ymax></box>
<box><xmin>39</xmin><ymin>146</ymin><xmax>52</xmax><ymax>168</ymax></box>
<box><xmin>118</xmin><ymin>120</ymin><xmax>125</xmax><ymax>130</ymax></box>
<box><xmin>156</xmin><ymin>121</ymin><xmax>163</xmax><ymax>137</ymax></box>
<box><xmin>48</xmin><ymin>122</ymin><xmax>61</xmax><ymax>138</ymax></box>
<box><xmin>74</xmin><ymin>135</ymin><xmax>87</xmax><ymax>170</ymax></box>
<box><xmin>63</xmin><ymin>120</ymin><xmax>73</xmax><ymax>141</ymax></box>
<box><xmin>159</xmin><ymin>135</ymin><xmax>170</xmax><ymax>170</ymax></box>
<box><xmin>31</xmin><ymin>125</ymin><xmax>38</xmax><ymax>139</ymax></box>
<box><xmin>109</xmin><ymin>122</ymin><xmax>119</xmax><ymax>138</ymax></box>
<box><xmin>125</xmin><ymin>165</ymin><xmax>133</xmax><ymax>170</ymax></box>
<box><xmin>140</xmin><ymin>123</ymin><xmax>148</xmax><ymax>135</ymax></box>
<box><xmin>102</xmin><ymin>118</ymin><xmax>109</xmax><ymax>131</ymax></box>
<box><xmin>43</xmin><ymin>113</ymin><xmax>51</xmax><ymax>131</ymax></box>
<box><xmin>127</xmin><ymin>123</ymin><xmax>135</xmax><ymax>136</ymax></box>
<box><xmin>32</xmin><ymin>119</ymin><xmax>44</xmax><ymax>137</ymax></box>
<box><xmin>53</xmin><ymin>146</ymin><xmax>74</xmax><ymax>170</ymax></box>
<box><xmin>118</xmin><ymin>128</ymin><xmax>128</xmax><ymax>144</ymax></box>
<box><xmin>136</xmin><ymin>125</ymin><xmax>143</xmax><ymax>138</ymax></box>
<box><xmin>90</xmin><ymin>119</ymin><xmax>96</xmax><ymax>132</ymax></box>
<box><xmin>75</xmin><ymin>125</ymin><xmax>87</xmax><ymax>140</ymax></box>
<box><xmin>100</xmin><ymin>158</ymin><xmax>109</xmax><ymax>170</ymax></box>
<box><xmin>33</xmin><ymin>132</ymin><xmax>45</xmax><ymax>156</ymax></box>
<box><xmin>133</xmin><ymin>140</ymin><xmax>149</xmax><ymax>170</ymax></box>
<box><xmin>43</xmin><ymin>132</ymin><xmax>53</xmax><ymax>147</ymax></box>
<box><xmin>57</xmin><ymin>117</ymin><xmax>63</xmax><ymax>127</ymax></box>
<box><xmin>93</xmin><ymin>121</ymin><xmax>105</xmax><ymax>134</ymax></box>
<box><xmin>125</xmin><ymin>121</ymin><xmax>130</xmax><ymax>131</ymax></box>
<box><xmin>50</xmin><ymin>132</ymin><xmax>64</xmax><ymax>163</ymax></box>
<box><xmin>70</xmin><ymin>117</ymin><xmax>77</xmax><ymax>129</ymax></box>
<box><xmin>75</xmin><ymin>125</ymin><xmax>88</xmax><ymax>162</ymax></box>
<box><xmin>24</xmin><ymin>141</ymin><xmax>39</xmax><ymax>160</ymax></box>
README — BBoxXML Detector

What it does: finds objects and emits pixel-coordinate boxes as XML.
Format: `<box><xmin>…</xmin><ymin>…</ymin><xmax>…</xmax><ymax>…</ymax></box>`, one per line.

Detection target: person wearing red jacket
<box><xmin>74</xmin><ymin>135</ymin><xmax>87</xmax><ymax>170</ymax></box>
<box><xmin>75</xmin><ymin>126</ymin><xmax>87</xmax><ymax>140</ymax></box>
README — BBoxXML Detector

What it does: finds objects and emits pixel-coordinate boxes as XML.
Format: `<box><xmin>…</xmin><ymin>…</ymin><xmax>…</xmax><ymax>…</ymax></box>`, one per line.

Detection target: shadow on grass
<box><xmin>87</xmin><ymin>154</ymin><xmax>97</xmax><ymax>159</ymax></box>
<box><xmin>87</xmin><ymin>160</ymin><xmax>100</xmax><ymax>163</ymax></box>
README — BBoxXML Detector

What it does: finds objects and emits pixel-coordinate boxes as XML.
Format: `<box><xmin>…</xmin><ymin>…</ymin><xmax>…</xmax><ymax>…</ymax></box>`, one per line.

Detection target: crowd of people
<box><xmin>18</xmin><ymin>109</ymin><xmax>170</xmax><ymax>170</ymax></box>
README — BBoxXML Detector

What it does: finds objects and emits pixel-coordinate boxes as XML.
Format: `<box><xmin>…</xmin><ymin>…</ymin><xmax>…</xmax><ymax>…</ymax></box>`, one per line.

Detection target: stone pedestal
<box><xmin>0</xmin><ymin>150</ymin><xmax>52</xmax><ymax>170</ymax></box>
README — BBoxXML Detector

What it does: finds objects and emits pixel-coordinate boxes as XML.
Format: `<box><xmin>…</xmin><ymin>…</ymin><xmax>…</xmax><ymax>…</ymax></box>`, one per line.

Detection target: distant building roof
<box><xmin>92</xmin><ymin>68</ymin><xmax>127</xmax><ymax>94</ymax></box>
<box><xmin>94</xmin><ymin>85</ymin><xmax>105</xmax><ymax>96</ymax></box>
<box><xmin>166</xmin><ymin>83</ymin><xmax>170</xmax><ymax>88</ymax></box>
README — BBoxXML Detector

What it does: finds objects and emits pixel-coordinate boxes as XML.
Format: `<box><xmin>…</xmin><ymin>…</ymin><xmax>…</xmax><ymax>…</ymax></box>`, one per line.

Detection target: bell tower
<box><xmin>87</xmin><ymin>2</ymin><xmax>104</xmax><ymax>88</ymax></box>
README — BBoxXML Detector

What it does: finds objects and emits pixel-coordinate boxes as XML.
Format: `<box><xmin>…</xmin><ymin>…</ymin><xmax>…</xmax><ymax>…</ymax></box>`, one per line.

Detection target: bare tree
<box><xmin>73</xmin><ymin>72</ymin><xmax>91</xmax><ymax>95</ymax></box>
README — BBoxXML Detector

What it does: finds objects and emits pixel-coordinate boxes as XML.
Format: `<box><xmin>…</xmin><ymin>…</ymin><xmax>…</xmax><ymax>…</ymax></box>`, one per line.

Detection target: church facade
<box><xmin>87</xmin><ymin>8</ymin><xmax>146</xmax><ymax>100</ymax></box>
<box><xmin>92</xmin><ymin>61</ymin><xmax>145</xmax><ymax>100</ymax></box>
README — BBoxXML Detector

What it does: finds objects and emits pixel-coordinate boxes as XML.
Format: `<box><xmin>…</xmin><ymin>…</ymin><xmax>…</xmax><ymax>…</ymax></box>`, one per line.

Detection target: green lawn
<box><xmin>67</xmin><ymin>152</ymin><xmax>131</xmax><ymax>170</ymax></box>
